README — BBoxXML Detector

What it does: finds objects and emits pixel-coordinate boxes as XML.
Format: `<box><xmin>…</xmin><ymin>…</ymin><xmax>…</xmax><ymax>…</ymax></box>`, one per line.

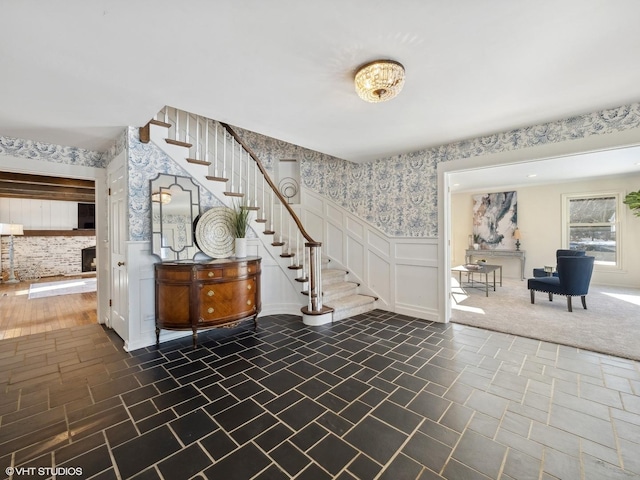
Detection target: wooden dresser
<box><xmin>154</xmin><ymin>257</ymin><xmax>261</xmax><ymax>346</ymax></box>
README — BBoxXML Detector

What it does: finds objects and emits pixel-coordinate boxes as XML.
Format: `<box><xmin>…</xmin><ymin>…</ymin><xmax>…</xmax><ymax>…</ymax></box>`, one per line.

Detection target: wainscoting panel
<box><xmin>326</xmin><ymin>203</ymin><xmax>343</xmax><ymax>225</ymax></box>
<box><xmin>303</xmin><ymin>209</ymin><xmax>325</xmax><ymax>243</ymax></box>
<box><xmin>326</xmin><ymin>222</ymin><xmax>344</xmax><ymax>264</ymax></box>
<box><xmin>368</xmin><ymin>250</ymin><xmax>392</xmax><ymax>305</ymax></box>
<box><xmin>346</xmin><ymin>235</ymin><xmax>365</xmax><ymax>280</ymax></box>
<box><xmin>368</xmin><ymin>229</ymin><xmax>391</xmax><ymax>257</ymax></box>
<box><xmin>255</xmin><ymin>239</ymin><xmax>305</xmax><ymax>316</ymax></box>
<box><xmin>346</xmin><ymin>216</ymin><xmax>364</xmax><ymax>240</ymax></box>
<box><xmin>125</xmin><ymin>242</ymin><xmax>163</xmax><ymax>352</ymax></box>
<box><xmin>395</xmin><ymin>242</ymin><xmax>435</xmax><ymax>262</ymax></box>
<box><xmin>395</xmin><ymin>262</ymin><xmax>439</xmax><ymax>320</ymax></box>
<box><xmin>304</xmin><ymin>193</ymin><xmax>324</xmax><ymax>216</ymax></box>
<box><xmin>259</xmin><ymin>264</ymin><xmax>304</xmax><ymax>316</ymax></box>
<box><xmin>301</xmin><ymin>188</ymin><xmax>440</xmax><ymax>321</ymax></box>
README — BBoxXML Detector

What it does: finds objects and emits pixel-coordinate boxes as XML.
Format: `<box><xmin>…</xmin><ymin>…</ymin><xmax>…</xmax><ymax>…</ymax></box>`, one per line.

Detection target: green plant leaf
<box><xmin>229</xmin><ymin>199</ymin><xmax>250</xmax><ymax>237</ymax></box>
<box><xmin>623</xmin><ymin>190</ymin><xmax>640</xmax><ymax>217</ymax></box>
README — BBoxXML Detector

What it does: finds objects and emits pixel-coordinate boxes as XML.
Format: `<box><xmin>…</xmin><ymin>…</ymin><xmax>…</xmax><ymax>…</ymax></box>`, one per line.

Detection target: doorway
<box><xmin>0</xmin><ymin>161</ymin><xmax>107</xmax><ymax>339</ymax></box>
<box><xmin>437</xmin><ymin>131</ymin><xmax>640</xmax><ymax>323</ymax></box>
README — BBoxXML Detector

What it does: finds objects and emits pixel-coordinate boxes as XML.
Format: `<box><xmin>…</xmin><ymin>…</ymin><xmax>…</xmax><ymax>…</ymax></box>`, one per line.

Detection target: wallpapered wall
<box><xmin>0</xmin><ymin>135</ymin><xmax>106</xmax><ymax>168</ymax></box>
<box><xmin>2</xmin><ymin>103</ymin><xmax>640</xmax><ymax>239</ymax></box>
<box><xmin>234</xmin><ymin>103</ymin><xmax>640</xmax><ymax>238</ymax></box>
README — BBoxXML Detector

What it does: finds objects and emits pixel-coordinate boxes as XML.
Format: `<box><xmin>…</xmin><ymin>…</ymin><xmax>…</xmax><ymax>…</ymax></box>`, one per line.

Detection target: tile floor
<box><xmin>1</xmin><ymin>310</ymin><xmax>639</xmax><ymax>479</ymax></box>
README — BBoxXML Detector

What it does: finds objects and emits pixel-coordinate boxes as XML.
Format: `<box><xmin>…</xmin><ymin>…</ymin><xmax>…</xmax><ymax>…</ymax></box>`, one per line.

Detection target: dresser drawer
<box><xmin>198</xmin><ymin>278</ymin><xmax>257</xmax><ymax>322</ymax></box>
<box><xmin>155</xmin><ymin>266</ymin><xmax>192</xmax><ymax>282</ymax></box>
<box><xmin>195</xmin><ymin>268</ymin><xmax>223</xmax><ymax>281</ymax></box>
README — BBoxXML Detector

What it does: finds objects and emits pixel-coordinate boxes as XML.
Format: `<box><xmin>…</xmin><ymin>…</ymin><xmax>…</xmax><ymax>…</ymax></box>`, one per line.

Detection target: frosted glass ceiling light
<box><xmin>354</xmin><ymin>60</ymin><xmax>405</xmax><ymax>103</ymax></box>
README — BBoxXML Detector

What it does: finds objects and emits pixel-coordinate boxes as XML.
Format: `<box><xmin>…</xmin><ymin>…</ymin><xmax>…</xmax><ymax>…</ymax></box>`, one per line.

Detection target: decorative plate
<box><xmin>195</xmin><ymin>207</ymin><xmax>234</xmax><ymax>258</ymax></box>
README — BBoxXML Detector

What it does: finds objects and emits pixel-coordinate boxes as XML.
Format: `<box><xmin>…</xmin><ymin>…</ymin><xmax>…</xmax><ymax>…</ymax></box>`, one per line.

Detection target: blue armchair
<box><xmin>527</xmin><ymin>255</ymin><xmax>595</xmax><ymax>312</ymax></box>
<box><xmin>532</xmin><ymin>249</ymin><xmax>586</xmax><ymax>277</ymax></box>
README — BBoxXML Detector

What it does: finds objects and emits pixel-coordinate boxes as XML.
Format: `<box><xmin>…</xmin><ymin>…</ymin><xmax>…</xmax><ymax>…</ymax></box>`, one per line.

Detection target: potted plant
<box><xmin>229</xmin><ymin>199</ymin><xmax>250</xmax><ymax>258</ymax></box>
<box><xmin>623</xmin><ymin>190</ymin><xmax>640</xmax><ymax>217</ymax></box>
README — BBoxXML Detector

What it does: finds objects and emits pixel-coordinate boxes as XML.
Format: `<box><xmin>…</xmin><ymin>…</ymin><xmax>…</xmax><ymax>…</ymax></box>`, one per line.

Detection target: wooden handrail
<box><xmin>220</xmin><ymin>123</ymin><xmax>320</xmax><ymax>246</ymax></box>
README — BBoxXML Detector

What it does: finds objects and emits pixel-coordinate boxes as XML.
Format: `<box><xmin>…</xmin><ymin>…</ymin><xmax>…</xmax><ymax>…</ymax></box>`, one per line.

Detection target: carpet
<box><xmin>451</xmin><ymin>276</ymin><xmax>640</xmax><ymax>361</ymax></box>
<box><xmin>28</xmin><ymin>278</ymin><xmax>97</xmax><ymax>299</ymax></box>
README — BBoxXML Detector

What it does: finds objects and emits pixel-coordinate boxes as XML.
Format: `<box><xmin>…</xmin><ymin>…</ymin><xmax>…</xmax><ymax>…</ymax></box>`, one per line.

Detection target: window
<box><xmin>563</xmin><ymin>193</ymin><xmax>620</xmax><ymax>267</ymax></box>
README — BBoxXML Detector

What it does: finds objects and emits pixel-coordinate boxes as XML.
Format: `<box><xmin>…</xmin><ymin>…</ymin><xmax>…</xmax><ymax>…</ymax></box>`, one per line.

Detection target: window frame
<box><xmin>561</xmin><ymin>191</ymin><xmax>622</xmax><ymax>269</ymax></box>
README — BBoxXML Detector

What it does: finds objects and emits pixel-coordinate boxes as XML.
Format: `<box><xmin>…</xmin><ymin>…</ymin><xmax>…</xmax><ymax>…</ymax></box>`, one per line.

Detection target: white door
<box><xmin>108</xmin><ymin>154</ymin><xmax>128</xmax><ymax>342</ymax></box>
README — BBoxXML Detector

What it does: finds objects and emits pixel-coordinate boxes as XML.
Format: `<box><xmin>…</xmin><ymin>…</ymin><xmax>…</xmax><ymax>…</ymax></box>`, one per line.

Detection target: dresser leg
<box><xmin>253</xmin><ymin>315</ymin><xmax>258</xmax><ymax>331</ymax></box>
<box><xmin>155</xmin><ymin>326</ymin><xmax>160</xmax><ymax>346</ymax></box>
<box><xmin>192</xmin><ymin>329</ymin><xmax>198</xmax><ymax>348</ymax></box>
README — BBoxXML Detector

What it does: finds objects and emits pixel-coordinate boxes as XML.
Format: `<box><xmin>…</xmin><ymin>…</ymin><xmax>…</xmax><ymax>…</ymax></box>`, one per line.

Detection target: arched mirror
<box><xmin>151</xmin><ymin>174</ymin><xmax>200</xmax><ymax>261</ymax></box>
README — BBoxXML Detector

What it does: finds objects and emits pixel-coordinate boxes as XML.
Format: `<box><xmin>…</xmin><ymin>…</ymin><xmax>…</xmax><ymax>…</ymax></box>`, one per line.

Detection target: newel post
<box><xmin>301</xmin><ymin>242</ymin><xmax>333</xmax><ymax>325</ymax></box>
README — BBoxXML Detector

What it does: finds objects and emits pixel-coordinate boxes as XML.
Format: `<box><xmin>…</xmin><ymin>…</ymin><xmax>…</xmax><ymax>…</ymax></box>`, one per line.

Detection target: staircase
<box><xmin>321</xmin><ymin>269</ymin><xmax>376</xmax><ymax>321</ymax></box>
<box><xmin>141</xmin><ymin>106</ymin><xmax>376</xmax><ymax>324</ymax></box>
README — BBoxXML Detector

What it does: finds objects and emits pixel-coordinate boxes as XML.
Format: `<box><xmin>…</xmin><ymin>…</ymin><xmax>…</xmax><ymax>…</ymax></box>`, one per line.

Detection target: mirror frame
<box><xmin>150</xmin><ymin>174</ymin><xmax>200</xmax><ymax>261</ymax></box>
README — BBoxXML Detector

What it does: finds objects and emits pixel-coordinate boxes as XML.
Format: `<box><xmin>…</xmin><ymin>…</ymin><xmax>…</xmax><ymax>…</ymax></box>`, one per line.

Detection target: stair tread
<box><xmin>165</xmin><ymin>138</ymin><xmax>192</xmax><ymax>148</ymax></box>
<box><xmin>150</xmin><ymin>119</ymin><xmax>171</xmax><ymax>128</ymax></box>
<box><xmin>187</xmin><ymin>158</ymin><xmax>211</xmax><ymax>166</ymax></box>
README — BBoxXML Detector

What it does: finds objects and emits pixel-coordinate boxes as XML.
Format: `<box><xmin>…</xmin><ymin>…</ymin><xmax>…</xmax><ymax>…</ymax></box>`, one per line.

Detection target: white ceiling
<box><xmin>2</xmin><ymin>1</ymin><xmax>640</xmax><ymax>188</ymax></box>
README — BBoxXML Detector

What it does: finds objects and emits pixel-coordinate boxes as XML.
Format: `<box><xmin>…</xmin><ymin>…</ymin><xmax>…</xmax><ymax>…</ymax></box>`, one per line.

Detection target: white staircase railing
<box><xmin>140</xmin><ymin>106</ymin><xmax>332</xmax><ymax>319</ymax></box>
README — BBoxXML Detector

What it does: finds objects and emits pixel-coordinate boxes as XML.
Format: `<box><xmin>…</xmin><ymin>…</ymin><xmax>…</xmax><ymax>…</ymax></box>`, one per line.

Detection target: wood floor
<box><xmin>0</xmin><ymin>275</ymin><xmax>97</xmax><ymax>340</ymax></box>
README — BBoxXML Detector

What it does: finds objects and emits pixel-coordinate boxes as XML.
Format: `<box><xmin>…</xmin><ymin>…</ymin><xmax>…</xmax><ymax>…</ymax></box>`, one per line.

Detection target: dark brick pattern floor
<box><xmin>1</xmin><ymin>310</ymin><xmax>639</xmax><ymax>479</ymax></box>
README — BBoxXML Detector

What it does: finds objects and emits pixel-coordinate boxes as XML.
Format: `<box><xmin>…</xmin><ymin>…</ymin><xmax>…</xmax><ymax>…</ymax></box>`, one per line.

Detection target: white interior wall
<box><xmin>452</xmin><ymin>172</ymin><xmax>640</xmax><ymax>287</ymax></box>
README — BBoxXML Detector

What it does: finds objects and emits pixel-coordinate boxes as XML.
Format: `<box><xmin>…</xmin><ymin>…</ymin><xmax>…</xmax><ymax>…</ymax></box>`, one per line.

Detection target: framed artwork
<box><xmin>472</xmin><ymin>191</ymin><xmax>517</xmax><ymax>250</ymax></box>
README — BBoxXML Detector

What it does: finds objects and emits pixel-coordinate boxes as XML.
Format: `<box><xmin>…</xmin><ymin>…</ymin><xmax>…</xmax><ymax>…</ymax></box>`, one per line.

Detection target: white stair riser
<box><xmin>323</xmin><ymin>284</ymin><xmax>358</xmax><ymax>303</ymax></box>
<box><xmin>332</xmin><ymin>300</ymin><xmax>376</xmax><ymax>321</ymax></box>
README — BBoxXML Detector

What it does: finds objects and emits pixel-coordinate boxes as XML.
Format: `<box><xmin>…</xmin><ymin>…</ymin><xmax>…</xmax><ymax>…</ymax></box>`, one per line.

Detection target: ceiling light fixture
<box><xmin>354</xmin><ymin>60</ymin><xmax>405</xmax><ymax>103</ymax></box>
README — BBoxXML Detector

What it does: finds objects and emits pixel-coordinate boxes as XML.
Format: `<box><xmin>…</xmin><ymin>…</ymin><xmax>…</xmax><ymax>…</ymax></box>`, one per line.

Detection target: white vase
<box><xmin>234</xmin><ymin>237</ymin><xmax>247</xmax><ymax>258</ymax></box>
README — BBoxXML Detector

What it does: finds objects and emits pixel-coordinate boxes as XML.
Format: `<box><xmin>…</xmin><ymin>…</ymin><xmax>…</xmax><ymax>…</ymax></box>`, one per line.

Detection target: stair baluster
<box><xmin>232</xmin><ymin>133</ymin><xmax>236</xmax><ymax>190</ymax></box>
<box><xmin>174</xmin><ymin>108</ymin><xmax>179</xmax><ymax>142</ymax></box>
<box><xmin>245</xmin><ymin>149</ymin><xmax>250</xmax><ymax>200</ymax></box>
<box><xmin>253</xmin><ymin>156</ymin><xmax>258</xmax><ymax>209</ymax></box>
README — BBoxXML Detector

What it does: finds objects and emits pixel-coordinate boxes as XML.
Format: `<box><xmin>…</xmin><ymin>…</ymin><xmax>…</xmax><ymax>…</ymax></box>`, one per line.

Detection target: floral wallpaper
<box><xmin>236</xmin><ymin>103</ymin><xmax>640</xmax><ymax>237</ymax></box>
<box><xmin>0</xmin><ymin>135</ymin><xmax>105</xmax><ymax>167</ymax></box>
<box><xmin>2</xmin><ymin>102</ymin><xmax>640</xmax><ymax>240</ymax></box>
<box><xmin>102</xmin><ymin>130</ymin><xmax>127</xmax><ymax>166</ymax></box>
